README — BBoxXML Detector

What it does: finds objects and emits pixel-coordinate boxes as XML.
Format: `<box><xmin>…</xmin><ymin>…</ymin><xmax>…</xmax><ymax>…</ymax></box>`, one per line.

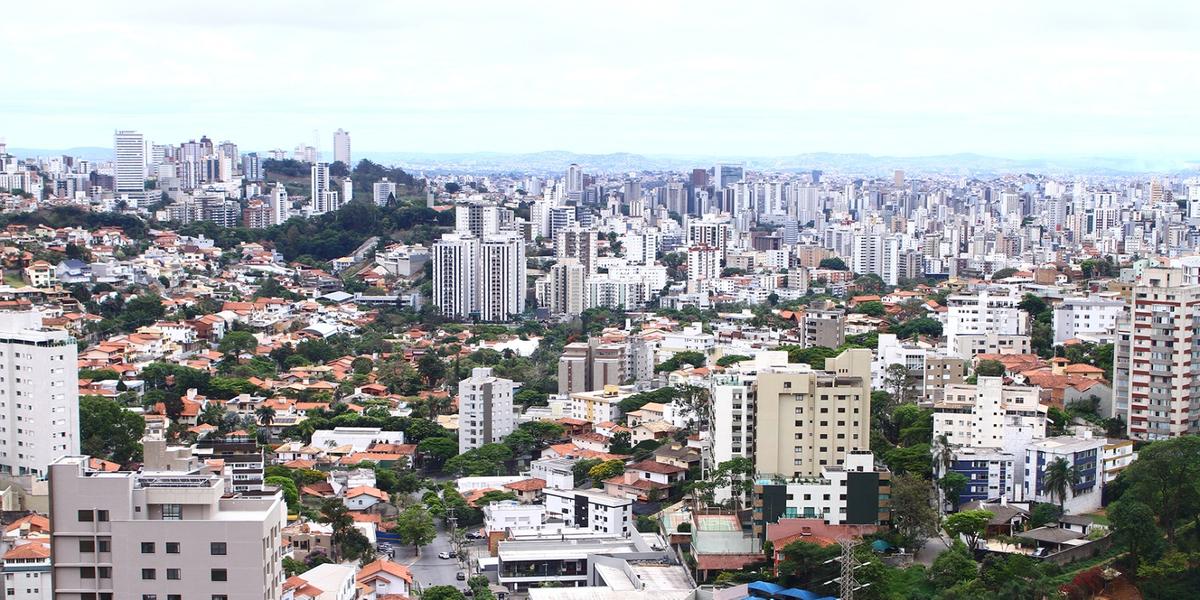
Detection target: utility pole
<box><xmin>823</xmin><ymin>537</ymin><xmax>871</xmax><ymax>600</ymax></box>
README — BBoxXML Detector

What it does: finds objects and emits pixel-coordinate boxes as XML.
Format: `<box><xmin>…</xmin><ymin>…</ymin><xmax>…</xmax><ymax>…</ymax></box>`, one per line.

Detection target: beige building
<box><xmin>801</xmin><ymin>308</ymin><xmax>846</xmax><ymax>349</ymax></box>
<box><xmin>753</xmin><ymin>349</ymin><xmax>872</xmax><ymax>478</ymax></box>
<box><xmin>570</xmin><ymin>385</ymin><xmax>636</xmax><ymax>424</ymax></box>
<box><xmin>48</xmin><ymin>434</ymin><xmax>286</xmax><ymax>600</ymax></box>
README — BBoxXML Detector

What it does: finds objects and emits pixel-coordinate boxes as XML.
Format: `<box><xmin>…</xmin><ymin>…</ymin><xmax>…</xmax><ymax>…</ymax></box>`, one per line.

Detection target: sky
<box><xmin>3</xmin><ymin>1</ymin><xmax>1199</xmax><ymax>160</ymax></box>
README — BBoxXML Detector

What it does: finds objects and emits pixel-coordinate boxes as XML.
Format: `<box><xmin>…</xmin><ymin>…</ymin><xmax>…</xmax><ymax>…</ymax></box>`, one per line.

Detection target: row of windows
<box><xmin>138</xmin><ymin>541</ymin><xmax>226</xmax><ymax>555</ymax></box>
<box><xmin>82</xmin><ymin>566</ymin><xmax>228</xmax><ymax>582</ymax></box>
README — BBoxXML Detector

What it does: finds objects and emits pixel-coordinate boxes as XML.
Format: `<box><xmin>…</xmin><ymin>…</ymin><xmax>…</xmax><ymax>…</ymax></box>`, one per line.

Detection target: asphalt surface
<box><xmin>388</xmin><ymin>524</ymin><xmax>486</xmax><ymax>594</ymax></box>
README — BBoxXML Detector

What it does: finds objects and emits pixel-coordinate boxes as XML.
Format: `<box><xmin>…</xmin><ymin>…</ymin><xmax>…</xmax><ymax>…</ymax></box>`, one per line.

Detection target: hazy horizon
<box><xmin>5</xmin><ymin>1</ymin><xmax>1199</xmax><ymax>161</ymax></box>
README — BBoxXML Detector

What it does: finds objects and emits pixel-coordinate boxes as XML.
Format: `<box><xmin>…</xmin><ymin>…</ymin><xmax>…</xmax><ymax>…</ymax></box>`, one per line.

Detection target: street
<box><xmin>389</xmin><ymin>524</ymin><xmax>486</xmax><ymax>594</ymax></box>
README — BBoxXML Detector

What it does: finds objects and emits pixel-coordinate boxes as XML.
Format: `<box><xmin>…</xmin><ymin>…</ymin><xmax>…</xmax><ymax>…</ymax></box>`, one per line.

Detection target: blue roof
<box><xmin>871</xmin><ymin>539</ymin><xmax>894</xmax><ymax>551</ymax></box>
<box><xmin>778</xmin><ymin>589</ymin><xmax>820</xmax><ymax>600</ymax></box>
<box><xmin>747</xmin><ymin>581</ymin><xmax>786</xmax><ymax>596</ymax></box>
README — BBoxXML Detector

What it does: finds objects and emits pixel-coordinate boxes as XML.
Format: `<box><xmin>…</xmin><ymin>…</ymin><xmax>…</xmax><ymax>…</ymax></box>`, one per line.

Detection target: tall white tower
<box><xmin>333</xmin><ymin>129</ymin><xmax>351</xmax><ymax>166</ymax></box>
<box><xmin>113</xmin><ymin>130</ymin><xmax>146</xmax><ymax>200</ymax></box>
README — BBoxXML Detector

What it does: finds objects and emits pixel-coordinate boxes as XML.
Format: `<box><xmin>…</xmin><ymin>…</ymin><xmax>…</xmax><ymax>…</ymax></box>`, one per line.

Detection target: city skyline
<box><xmin>4</xmin><ymin>1</ymin><xmax>1200</xmax><ymax>160</ymax></box>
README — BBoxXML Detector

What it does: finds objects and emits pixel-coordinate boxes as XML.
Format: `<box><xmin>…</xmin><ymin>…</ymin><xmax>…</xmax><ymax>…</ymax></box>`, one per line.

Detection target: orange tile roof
<box><xmin>358</xmin><ymin>559</ymin><xmax>414</xmax><ymax>584</ymax></box>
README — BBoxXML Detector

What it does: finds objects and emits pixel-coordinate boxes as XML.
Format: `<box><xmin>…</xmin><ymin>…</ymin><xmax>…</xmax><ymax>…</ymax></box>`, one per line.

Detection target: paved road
<box><xmin>389</xmin><ymin>525</ymin><xmax>486</xmax><ymax>594</ymax></box>
<box><xmin>915</xmin><ymin>534</ymin><xmax>951</xmax><ymax>566</ymax></box>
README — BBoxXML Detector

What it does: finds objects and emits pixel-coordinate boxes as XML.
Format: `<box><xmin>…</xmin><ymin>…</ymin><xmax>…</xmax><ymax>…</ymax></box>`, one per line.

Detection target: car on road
<box><xmin>465</xmin><ymin>532</ymin><xmax>484</xmax><ymax>540</ymax></box>
<box><xmin>456</xmin><ymin>571</ymin><xmax>467</xmax><ymax>580</ymax></box>
<box><xmin>438</xmin><ymin>551</ymin><xmax>452</xmax><ymax>559</ymax></box>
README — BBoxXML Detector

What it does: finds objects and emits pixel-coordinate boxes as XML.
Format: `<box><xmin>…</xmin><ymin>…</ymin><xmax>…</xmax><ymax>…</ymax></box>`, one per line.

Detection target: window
<box><xmin>211</xmin><ymin>568</ymin><xmax>227</xmax><ymax>582</ymax></box>
<box><xmin>141</xmin><ymin>568</ymin><xmax>156</xmax><ymax>580</ymax></box>
<box><xmin>210</xmin><ymin>542</ymin><xmax>227</xmax><ymax>556</ymax></box>
<box><xmin>79</xmin><ymin>540</ymin><xmax>95</xmax><ymax>552</ymax></box>
<box><xmin>97</xmin><ymin>510</ymin><xmax>109</xmax><ymax>522</ymax></box>
<box><xmin>98</xmin><ymin>567</ymin><xmax>111</xmax><ymax>578</ymax></box>
<box><xmin>98</xmin><ymin>540</ymin><xmax>111</xmax><ymax>552</ymax></box>
<box><xmin>80</xmin><ymin>567</ymin><xmax>96</xmax><ymax>579</ymax></box>
<box><xmin>167</xmin><ymin>568</ymin><xmax>181</xmax><ymax>580</ymax></box>
<box><xmin>77</xmin><ymin>509</ymin><xmax>93</xmax><ymax>522</ymax></box>
<box><xmin>142</xmin><ymin>596</ymin><xmax>157</xmax><ymax>600</ymax></box>
<box><xmin>166</xmin><ymin>542</ymin><xmax>180</xmax><ymax>553</ymax></box>
<box><xmin>169</xmin><ymin>596</ymin><xmax>182</xmax><ymax>600</ymax></box>
<box><xmin>162</xmin><ymin>504</ymin><xmax>182</xmax><ymax>520</ymax></box>
<box><xmin>141</xmin><ymin>542</ymin><xmax>156</xmax><ymax>553</ymax></box>
<box><xmin>212</xmin><ymin>596</ymin><xmax>229</xmax><ymax>600</ymax></box>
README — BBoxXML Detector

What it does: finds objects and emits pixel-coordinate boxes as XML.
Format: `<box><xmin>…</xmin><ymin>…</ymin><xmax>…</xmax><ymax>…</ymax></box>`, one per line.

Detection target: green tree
<box><xmin>609</xmin><ymin>431</ymin><xmax>633</xmax><ymax>455</ymax></box>
<box><xmin>417</xmin><ymin>437</ymin><xmax>459</xmax><ymax>470</ymax></box>
<box><xmin>517</xmin><ymin>420</ymin><xmax>564</xmax><ymax>442</ymax></box>
<box><xmin>394</xmin><ymin>505</ymin><xmax>437</xmax><ymax>555</ymax></box>
<box><xmin>79</xmin><ymin>396</ymin><xmax>145</xmax><ymax>465</ymax></box>
<box><xmin>573</xmin><ymin>458</ymin><xmax>602</xmax><ymax>486</ymax></box>
<box><xmin>938</xmin><ymin>472</ymin><xmax>969</xmax><ymax>509</ymax></box>
<box><xmin>256</xmin><ymin>405</ymin><xmax>277</xmax><ymax>443</ymax></box>
<box><xmin>929</xmin><ymin>540</ymin><xmax>978</xmax><ymax>591</ymax></box>
<box><xmin>587</xmin><ymin>459</ymin><xmax>625</xmax><ymax>485</ymax></box>
<box><xmin>266</xmin><ymin>476</ymin><xmax>299</xmax><ymax>512</ymax></box>
<box><xmin>854</xmin><ymin>301</ymin><xmax>886</xmax><ymax>317</ymax></box>
<box><xmin>1041</xmin><ymin>457</ymin><xmax>1081</xmax><ymax>512</ymax></box>
<box><xmin>715</xmin><ymin>354</ymin><xmax>752</xmax><ymax>367</ymax></box>
<box><xmin>417</xmin><ymin>352</ymin><xmax>447</xmax><ymax>390</ymax></box>
<box><xmin>422</xmin><ymin>586</ymin><xmax>466</xmax><ymax>600</ymax></box>
<box><xmin>218</xmin><ymin>330</ymin><xmax>258</xmax><ymax>356</ymax></box>
<box><xmin>1027</xmin><ymin>502</ymin><xmax>1062</xmax><ymax>529</ymax></box>
<box><xmin>883</xmin><ymin>363</ymin><xmax>914</xmax><ymax>406</ymax></box>
<box><xmin>1108</xmin><ymin>499</ymin><xmax>1165</xmax><ymax>570</ymax></box>
<box><xmin>351</xmin><ymin>356</ymin><xmax>373</xmax><ymax>374</ymax></box>
<box><xmin>888</xmin><ymin>473</ymin><xmax>939</xmax><ymax>550</ymax></box>
<box><xmin>1119</xmin><ymin>435</ymin><xmax>1200</xmax><ymax>542</ymax></box>
<box><xmin>818</xmin><ymin>257</ymin><xmax>848</xmax><ymax>271</ymax></box>
<box><xmin>943</xmin><ymin>509</ymin><xmax>992</xmax><ymax>551</ymax></box>
<box><xmin>974</xmin><ymin>360</ymin><xmax>1005</xmax><ymax>377</ymax></box>
<box><xmin>319</xmin><ymin>499</ymin><xmax>356</xmax><ymax>562</ymax></box>
<box><xmin>990</xmin><ymin>267</ymin><xmax>1018</xmax><ymax>280</ymax></box>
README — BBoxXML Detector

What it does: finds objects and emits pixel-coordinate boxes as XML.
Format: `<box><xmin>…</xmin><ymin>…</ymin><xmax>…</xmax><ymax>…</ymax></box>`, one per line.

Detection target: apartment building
<box><xmin>543</xmin><ymin>488</ymin><xmax>633</xmax><ymax>536</ymax></box>
<box><xmin>944</xmin><ymin>447</ymin><xmax>1016</xmax><ymax>506</ymax></box>
<box><xmin>1052</xmin><ymin>296</ymin><xmax>1125</xmax><ymax>345</ymax></box>
<box><xmin>800</xmin><ymin>308</ymin><xmax>845</xmax><ymax>349</ymax></box>
<box><xmin>932</xmin><ymin>377</ymin><xmax>1047</xmax><ymax>459</ymax></box>
<box><xmin>458</xmin><ymin>367</ymin><xmax>516</xmax><ymax>454</ymax></box>
<box><xmin>944</xmin><ymin>288</ymin><xmax>1030</xmax><ymax>359</ymax></box>
<box><xmin>48</xmin><ymin>442</ymin><xmax>286</xmax><ymax>599</ymax></box>
<box><xmin>570</xmin><ymin>385</ymin><xmax>635</xmax><ymax>425</ymax></box>
<box><xmin>753</xmin><ymin>349</ymin><xmax>872</xmax><ymax>478</ymax></box>
<box><xmin>0</xmin><ymin>310</ymin><xmax>79</xmax><ymax>477</ymax></box>
<box><xmin>752</xmin><ymin>451</ymin><xmax>890</xmax><ymax>538</ymax></box>
<box><xmin>1023</xmin><ymin>433</ymin><xmax>1105</xmax><ymax>514</ymax></box>
<box><xmin>1121</xmin><ymin>267</ymin><xmax>1200</xmax><ymax>439</ymax></box>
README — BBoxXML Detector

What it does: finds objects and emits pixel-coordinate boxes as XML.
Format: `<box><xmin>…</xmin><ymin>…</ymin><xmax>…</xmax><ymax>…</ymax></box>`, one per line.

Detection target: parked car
<box><xmin>456</xmin><ymin>571</ymin><xmax>467</xmax><ymax>581</ymax></box>
<box><xmin>438</xmin><ymin>551</ymin><xmax>452</xmax><ymax>559</ymax></box>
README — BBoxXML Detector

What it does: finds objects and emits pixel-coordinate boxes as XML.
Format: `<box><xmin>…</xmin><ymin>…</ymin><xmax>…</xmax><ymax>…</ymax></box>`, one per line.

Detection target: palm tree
<box><xmin>256</xmin><ymin>405</ymin><xmax>277</xmax><ymax>443</ymax></box>
<box><xmin>1042</xmin><ymin>457</ymin><xmax>1081</xmax><ymax>513</ymax></box>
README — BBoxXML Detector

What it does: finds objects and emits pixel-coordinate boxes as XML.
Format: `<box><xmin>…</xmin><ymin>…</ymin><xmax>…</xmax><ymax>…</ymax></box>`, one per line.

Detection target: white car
<box><xmin>438</xmin><ymin>551</ymin><xmax>452</xmax><ymax>559</ymax></box>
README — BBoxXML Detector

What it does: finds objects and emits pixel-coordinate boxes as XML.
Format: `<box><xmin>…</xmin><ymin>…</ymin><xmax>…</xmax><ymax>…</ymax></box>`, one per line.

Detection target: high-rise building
<box><xmin>478</xmin><ymin>232</ymin><xmax>526</xmax><ymax>322</ymax></box>
<box><xmin>310</xmin><ymin>162</ymin><xmax>329</xmax><ymax>208</ymax></box>
<box><xmin>333</xmin><ymin>129</ymin><xmax>351</xmax><ymax>166</ymax></box>
<box><xmin>456</xmin><ymin>201</ymin><xmax>501</xmax><ymax>237</ymax></box>
<box><xmin>713</xmin><ymin>163</ymin><xmax>744</xmax><ymax>189</ymax></box>
<box><xmin>1121</xmin><ymin>267</ymin><xmax>1200</xmax><ymax>439</ymax></box>
<box><xmin>373</xmin><ymin>177</ymin><xmax>397</xmax><ymax>206</ymax></box>
<box><xmin>269</xmin><ymin>183</ymin><xmax>290</xmax><ymax>225</ymax></box>
<box><xmin>893</xmin><ymin>169</ymin><xmax>905</xmax><ymax>187</ymax></box>
<box><xmin>545</xmin><ymin>259</ymin><xmax>586</xmax><ymax>318</ymax></box>
<box><xmin>0</xmin><ymin>311</ymin><xmax>78</xmax><ymax>477</ymax></box>
<box><xmin>458</xmin><ymin>367</ymin><xmax>516</xmax><ymax>454</ymax></box>
<box><xmin>851</xmin><ymin>233</ymin><xmax>902</xmax><ymax>286</ymax></box>
<box><xmin>431</xmin><ymin>233</ymin><xmax>480</xmax><ymax>318</ymax></box>
<box><xmin>686</xmin><ymin>244</ymin><xmax>720</xmax><ymax>293</ymax></box>
<box><xmin>49</xmin><ymin>434</ymin><xmax>286</xmax><ymax>600</ymax></box>
<box><xmin>944</xmin><ymin>288</ymin><xmax>1031</xmax><ymax>359</ymax></box>
<box><xmin>241</xmin><ymin>152</ymin><xmax>262</xmax><ymax>181</ymax></box>
<box><xmin>565</xmin><ymin>164</ymin><xmax>583</xmax><ymax>202</ymax></box>
<box><xmin>113</xmin><ymin>130</ymin><xmax>146</xmax><ymax>201</ymax></box>
<box><xmin>554</xmin><ymin>227</ymin><xmax>597</xmax><ymax>274</ymax></box>
<box><xmin>717</xmin><ymin>349</ymin><xmax>872</xmax><ymax>479</ymax></box>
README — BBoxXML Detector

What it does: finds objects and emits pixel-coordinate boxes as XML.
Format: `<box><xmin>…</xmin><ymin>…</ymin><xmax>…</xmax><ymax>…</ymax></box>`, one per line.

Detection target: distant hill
<box><xmin>8</xmin><ymin>145</ymin><xmax>1198</xmax><ymax>177</ymax></box>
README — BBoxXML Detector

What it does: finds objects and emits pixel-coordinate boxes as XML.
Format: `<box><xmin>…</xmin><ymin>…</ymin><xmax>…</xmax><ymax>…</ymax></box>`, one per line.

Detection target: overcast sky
<box><xmin>3</xmin><ymin>1</ymin><xmax>1198</xmax><ymax>159</ymax></box>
